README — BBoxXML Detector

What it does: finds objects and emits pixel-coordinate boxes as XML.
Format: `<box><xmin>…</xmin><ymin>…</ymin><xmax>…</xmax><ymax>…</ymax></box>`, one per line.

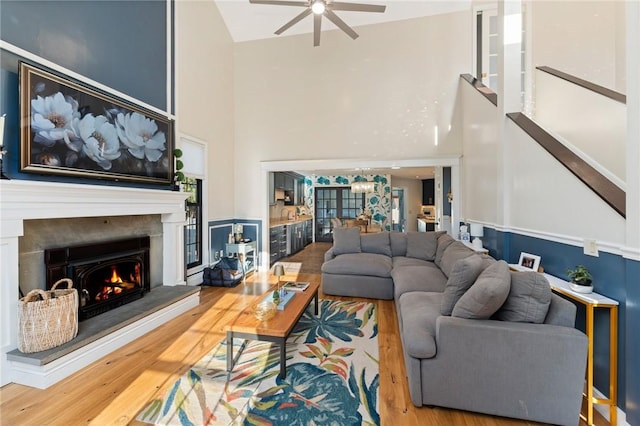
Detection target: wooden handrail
<box><xmin>506</xmin><ymin>112</ymin><xmax>625</xmax><ymax>218</ymax></box>
<box><xmin>460</xmin><ymin>74</ymin><xmax>497</xmax><ymax>106</ymax></box>
<box><xmin>537</xmin><ymin>66</ymin><xmax>626</xmax><ymax>104</ymax></box>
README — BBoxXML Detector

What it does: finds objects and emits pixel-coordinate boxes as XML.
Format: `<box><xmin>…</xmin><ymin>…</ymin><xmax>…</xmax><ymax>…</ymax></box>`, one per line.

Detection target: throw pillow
<box><xmin>390</xmin><ymin>232</ymin><xmax>408</xmax><ymax>257</ymax></box>
<box><xmin>440</xmin><ymin>255</ymin><xmax>485</xmax><ymax>315</ymax></box>
<box><xmin>438</xmin><ymin>241</ymin><xmax>475</xmax><ymax>278</ymax></box>
<box><xmin>361</xmin><ymin>232</ymin><xmax>392</xmax><ymax>257</ymax></box>
<box><xmin>332</xmin><ymin>226</ymin><xmax>362</xmax><ymax>255</ymax></box>
<box><xmin>494</xmin><ymin>271</ymin><xmax>552</xmax><ymax>323</ymax></box>
<box><xmin>435</xmin><ymin>233</ymin><xmax>456</xmax><ymax>266</ymax></box>
<box><xmin>452</xmin><ymin>260</ymin><xmax>511</xmax><ymax>319</ymax></box>
<box><xmin>406</xmin><ymin>231</ymin><xmax>439</xmax><ymax>261</ymax></box>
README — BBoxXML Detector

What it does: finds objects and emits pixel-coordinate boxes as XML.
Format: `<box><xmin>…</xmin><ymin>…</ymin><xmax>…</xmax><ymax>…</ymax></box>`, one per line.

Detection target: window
<box><xmin>184</xmin><ymin>177</ymin><xmax>202</xmax><ymax>269</ymax></box>
<box><xmin>314</xmin><ymin>187</ymin><xmax>365</xmax><ymax>242</ymax></box>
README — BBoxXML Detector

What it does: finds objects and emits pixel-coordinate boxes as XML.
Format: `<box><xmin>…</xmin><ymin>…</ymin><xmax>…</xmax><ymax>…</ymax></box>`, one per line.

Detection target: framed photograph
<box><xmin>19</xmin><ymin>62</ymin><xmax>173</xmax><ymax>185</ymax></box>
<box><xmin>517</xmin><ymin>252</ymin><xmax>541</xmax><ymax>272</ymax></box>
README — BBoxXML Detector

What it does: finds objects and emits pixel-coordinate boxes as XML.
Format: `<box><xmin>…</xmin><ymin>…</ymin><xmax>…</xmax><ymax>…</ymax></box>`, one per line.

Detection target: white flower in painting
<box><xmin>78</xmin><ymin>114</ymin><xmax>121</xmax><ymax>170</ymax></box>
<box><xmin>115</xmin><ymin>112</ymin><xmax>166</xmax><ymax>162</ymax></box>
<box><xmin>31</xmin><ymin>92</ymin><xmax>80</xmax><ymax>146</ymax></box>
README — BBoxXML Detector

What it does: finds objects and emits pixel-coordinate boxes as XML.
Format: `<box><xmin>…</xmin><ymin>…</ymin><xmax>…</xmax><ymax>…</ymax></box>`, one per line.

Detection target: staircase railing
<box><xmin>459</xmin><ymin>73</ymin><xmax>626</xmax><ymax>218</ymax></box>
<box><xmin>506</xmin><ymin>112</ymin><xmax>625</xmax><ymax>218</ymax></box>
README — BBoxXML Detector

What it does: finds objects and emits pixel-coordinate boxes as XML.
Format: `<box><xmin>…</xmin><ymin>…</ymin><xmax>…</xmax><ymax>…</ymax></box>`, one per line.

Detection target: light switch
<box><xmin>584</xmin><ymin>239</ymin><xmax>599</xmax><ymax>257</ymax></box>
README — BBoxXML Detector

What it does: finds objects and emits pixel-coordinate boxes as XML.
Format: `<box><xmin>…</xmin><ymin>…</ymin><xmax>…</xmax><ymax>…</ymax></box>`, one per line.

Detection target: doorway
<box><xmin>315</xmin><ymin>187</ymin><xmax>365</xmax><ymax>242</ymax></box>
<box><xmin>391</xmin><ymin>188</ymin><xmax>406</xmax><ymax>232</ymax></box>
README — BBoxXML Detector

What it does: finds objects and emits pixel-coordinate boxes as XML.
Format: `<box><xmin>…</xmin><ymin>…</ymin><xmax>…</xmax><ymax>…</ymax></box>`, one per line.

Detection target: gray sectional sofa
<box><xmin>321</xmin><ymin>228</ymin><xmax>588</xmax><ymax>426</ymax></box>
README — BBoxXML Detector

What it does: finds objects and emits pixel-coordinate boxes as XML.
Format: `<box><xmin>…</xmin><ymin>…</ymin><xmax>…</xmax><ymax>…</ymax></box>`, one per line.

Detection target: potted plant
<box><xmin>566</xmin><ymin>265</ymin><xmax>593</xmax><ymax>293</ymax></box>
<box><xmin>173</xmin><ymin>149</ymin><xmax>185</xmax><ymax>190</ymax></box>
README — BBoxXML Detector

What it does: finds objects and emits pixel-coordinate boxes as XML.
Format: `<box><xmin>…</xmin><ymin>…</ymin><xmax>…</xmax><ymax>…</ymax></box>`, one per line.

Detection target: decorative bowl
<box><xmin>254</xmin><ymin>301</ymin><xmax>277</xmax><ymax>321</ymax></box>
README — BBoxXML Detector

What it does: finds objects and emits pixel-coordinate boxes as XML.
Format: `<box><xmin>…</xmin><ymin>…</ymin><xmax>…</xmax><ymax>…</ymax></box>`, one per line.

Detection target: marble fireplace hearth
<box><xmin>0</xmin><ymin>179</ymin><xmax>198</xmax><ymax>389</ymax></box>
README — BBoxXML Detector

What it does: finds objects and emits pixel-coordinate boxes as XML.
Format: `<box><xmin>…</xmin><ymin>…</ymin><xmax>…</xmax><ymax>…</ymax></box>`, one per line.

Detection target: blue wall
<box><xmin>0</xmin><ymin>1</ymin><xmax>171</xmax><ymax>189</ymax></box>
<box><xmin>208</xmin><ymin>219</ymin><xmax>263</xmax><ymax>267</ymax></box>
<box><xmin>483</xmin><ymin>228</ymin><xmax>638</xmax><ymax>418</ymax></box>
<box><xmin>0</xmin><ymin>0</ymin><xmax>167</xmax><ymax>110</ymax></box>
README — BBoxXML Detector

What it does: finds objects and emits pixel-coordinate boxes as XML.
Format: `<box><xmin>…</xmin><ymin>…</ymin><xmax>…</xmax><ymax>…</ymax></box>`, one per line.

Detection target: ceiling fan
<box><xmin>249</xmin><ymin>0</ymin><xmax>386</xmax><ymax>46</ymax></box>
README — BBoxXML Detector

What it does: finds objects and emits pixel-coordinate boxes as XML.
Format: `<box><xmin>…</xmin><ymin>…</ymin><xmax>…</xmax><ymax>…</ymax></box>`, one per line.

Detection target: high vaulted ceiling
<box><xmin>214</xmin><ymin>0</ymin><xmax>471</xmax><ymax>43</ymax></box>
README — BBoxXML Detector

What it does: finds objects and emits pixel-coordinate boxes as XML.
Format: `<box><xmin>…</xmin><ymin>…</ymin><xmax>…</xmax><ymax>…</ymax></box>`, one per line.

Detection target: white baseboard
<box><xmin>8</xmin><ymin>293</ymin><xmax>199</xmax><ymax>389</ymax></box>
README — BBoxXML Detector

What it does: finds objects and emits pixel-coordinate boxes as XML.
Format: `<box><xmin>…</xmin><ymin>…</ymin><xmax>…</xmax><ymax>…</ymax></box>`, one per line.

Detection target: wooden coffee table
<box><xmin>225</xmin><ymin>280</ymin><xmax>319</xmax><ymax>379</ymax></box>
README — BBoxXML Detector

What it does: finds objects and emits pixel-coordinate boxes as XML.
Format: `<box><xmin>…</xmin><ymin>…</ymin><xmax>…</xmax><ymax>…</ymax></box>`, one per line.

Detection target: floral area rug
<box><xmin>137</xmin><ymin>299</ymin><xmax>379</xmax><ymax>425</ymax></box>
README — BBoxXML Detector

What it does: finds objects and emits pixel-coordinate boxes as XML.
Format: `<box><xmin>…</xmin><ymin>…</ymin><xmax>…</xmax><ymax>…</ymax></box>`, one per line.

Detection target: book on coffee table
<box><xmin>282</xmin><ymin>281</ymin><xmax>310</xmax><ymax>292</ymax></box>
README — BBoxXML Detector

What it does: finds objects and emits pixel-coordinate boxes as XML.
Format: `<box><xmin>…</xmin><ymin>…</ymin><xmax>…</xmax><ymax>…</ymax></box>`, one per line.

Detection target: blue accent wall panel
<box><xmin>0</xmin><ymin>0</ymin><xmax>167</xmax><ymax>110</ymax></box>
<box><xmin>208</xmin><ymin>219</ymin><xmax>263</xmax><ymax>268</ymax></box>
<box><xmin>625</xmin><ymin>257</ymin><xmax>640</xmax><ymax>425</ymax></box>
<box><xmin>506</xmin><ymin>232</ymin><xmax>627</xmax><ymax>408</ymax></box>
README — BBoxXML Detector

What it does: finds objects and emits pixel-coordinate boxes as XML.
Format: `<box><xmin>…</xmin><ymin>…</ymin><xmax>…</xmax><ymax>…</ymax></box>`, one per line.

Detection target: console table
<box><xmin>543</xmin><ymin>273</ymin><xmax>618</xmax><ymax>426</ymax></box>
<box><xmin>225</xmin><ymin>241</ymin><xmax>257</xmax><ymax>275</ymax></box>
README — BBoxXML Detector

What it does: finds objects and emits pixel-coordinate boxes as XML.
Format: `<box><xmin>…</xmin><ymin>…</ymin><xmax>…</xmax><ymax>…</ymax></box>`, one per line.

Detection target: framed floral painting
<box><xmin>19</xmin><ymin>62</ymin><xmax>173</xmax><ymax>185</ymax></box>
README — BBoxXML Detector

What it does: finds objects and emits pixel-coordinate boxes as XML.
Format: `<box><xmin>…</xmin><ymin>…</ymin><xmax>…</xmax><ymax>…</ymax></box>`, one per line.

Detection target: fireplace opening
<box><xmin>45</xmin><ymin>237</ymin><xmax>151</xmax><ymax>321</ymax></box>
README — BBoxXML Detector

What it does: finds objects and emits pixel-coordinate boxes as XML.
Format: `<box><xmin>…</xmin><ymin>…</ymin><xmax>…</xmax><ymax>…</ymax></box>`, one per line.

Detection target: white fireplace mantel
<box><xmin>0</xmin><ymin>179</ymin><xmax>191</xmax><ymax>388</ymax></box>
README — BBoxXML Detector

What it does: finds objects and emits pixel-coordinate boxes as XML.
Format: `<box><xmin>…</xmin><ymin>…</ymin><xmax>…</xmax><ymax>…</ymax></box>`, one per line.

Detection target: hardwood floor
<box><xmin>0</xmin><ymin>244</ymin><xmax>605</xmax><ymax>425</ymax></box>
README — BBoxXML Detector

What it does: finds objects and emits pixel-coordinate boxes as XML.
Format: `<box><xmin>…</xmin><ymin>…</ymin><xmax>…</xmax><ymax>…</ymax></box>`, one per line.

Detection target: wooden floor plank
<box><xmin>0</xmin><ymin>244</ymin><xmax>606</xmax><ymax>425</ymax></box>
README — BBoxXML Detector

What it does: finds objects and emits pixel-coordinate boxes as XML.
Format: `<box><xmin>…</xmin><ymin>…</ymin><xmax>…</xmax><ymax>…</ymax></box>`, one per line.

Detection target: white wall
<box><xmin>232</xmin><ymin>12</ymin><xmax>472</xmax><ymax>219</ymax></box>
<box><xmin>460</xmin><ymin>81</ymin><xmax>499</xmax><ymax>226</ymax></box>
<box><xmin>530</xmin><ymin>0</ymin><xmax>625</xmax><ymax>92</ymax></box>
<box><xmin>505</xmin><ymin>119</ymin><xmax>626</xmax><ymax>245</ymax></box>
<box><xmin>175</xmin><ymin>1</ymin><xmax>235</xmax><ymax>220</ymax></box>
<box><xmin>461</xmin><ymin>74</ymin><xmax>626</xmax><ymax>246</ymax></box>
<box><xmin>534</xmin><ymin>69</ymin><xmax>626</xmax><ymax>184</ymax></box>
<box><xmin>390</xmin><ymin>176</ymin><xmax>422</xmax><ymax>232</ymax></box>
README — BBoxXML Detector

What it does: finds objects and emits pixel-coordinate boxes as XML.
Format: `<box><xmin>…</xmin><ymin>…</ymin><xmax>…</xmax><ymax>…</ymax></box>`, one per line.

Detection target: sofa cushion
<box><xmin>452</xmin><ymin>260</ymin><xmax>511</xmax><ymax>319</ymax></box>
<box><xmin>440</xmin><ymin>255</ymin><xmax>485</xmax><ymax>315</ymax></box>
<box><xmin>494</xmin><ymin>271</ymin><xmax>552</xmax><ymax>323</ymax></box>
<box><xmin>392</xmin><ymin>265</ymin><xmax>447</xmax><ymax>300</ymax></box>
<box><xmin>321</xmin><ymin>253</ymin><xmax>393</xmax><ymax>278</ymax></box>
<box><xmin>360</xmin><ymin>232</ymin><xmax>392</xmax><ymax>257</ymax></box>
<box><xmin>390</xmin><ymin>232</ymin><xmax>408</xmax><ymax>257</ymax></box>
<box><xmin>438</xmin><ymin>241</ymin><xmax>474</xmax><ymax>278</ymax></box>
<box><xmin>435</xmin><ymin>233</ymin><xmax>456</xmax><ymax>265</ymax></box>
<box><xmin>398</xmin><ymin>291</ymin><xmax>443</xmax><ymax>359</ymax></box>
<box><xmin>332</xmin><ymin>226</ymin><xmax>361</xmax><ymax>255</ymax></box>
<box><xmin>406</xmin><ymin>231</ymin><xmax>440</xmax><ymax>261</ymax></box>
<box><xmin>392</xmin><ymin>256</ymin><xmax>432</xmax><ymax>268</ymax></box>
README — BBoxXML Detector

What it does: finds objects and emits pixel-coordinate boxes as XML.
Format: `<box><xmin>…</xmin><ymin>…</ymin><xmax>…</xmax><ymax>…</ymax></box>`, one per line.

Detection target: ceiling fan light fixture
<box><xmin>311</xmin><ymin>1</ymin><xmax>325</xmax><ymax>14</ymax></box>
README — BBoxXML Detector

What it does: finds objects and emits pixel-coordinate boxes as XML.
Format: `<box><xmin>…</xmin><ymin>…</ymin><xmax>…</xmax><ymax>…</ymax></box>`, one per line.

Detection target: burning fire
<box><xmin>95</xmin><ymin>265</ymin><xmax>136</xmax><ymax>301</ymax></box>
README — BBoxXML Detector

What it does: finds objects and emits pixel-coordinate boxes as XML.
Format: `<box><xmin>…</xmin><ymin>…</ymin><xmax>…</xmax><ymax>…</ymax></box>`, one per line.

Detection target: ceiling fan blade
<box><xmin>313</xmin><ymin>13</ymin><xmax>322</xmax><ymax>46</ymax></box>
<box><xmin>329</xmin><ymin>2</ymin><xmax>386</xmax><ymax>13</ymax></box>
<box><xmin>275</xmin><ymin>8</ymin><xmax>313</xmax><ymax>35</ymax></box>
<box><xmin>250</xmin><ymin>0</ymin><xmax>309</xmax><ymax>7</ymax></box>
<box><xmin>324</xmin><ymin>9</ymin><xmax>358</xmax><ymax>40</ymax></box>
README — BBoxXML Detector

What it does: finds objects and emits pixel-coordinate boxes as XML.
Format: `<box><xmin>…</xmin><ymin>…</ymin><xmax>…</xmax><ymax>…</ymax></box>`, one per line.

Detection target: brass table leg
<box><xmin>586</xmin><ymin>305</ymin><xmax>594</xmax><ymax>426</ymax></box>
<box><xmin>609</xmin><ymin>305</ymin><xmax>618</xmax><ymax>426</ymax></box>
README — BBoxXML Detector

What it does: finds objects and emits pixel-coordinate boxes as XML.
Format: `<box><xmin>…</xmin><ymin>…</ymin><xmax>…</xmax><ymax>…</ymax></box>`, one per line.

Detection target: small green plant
<box><xmin>566</xmin><ymin>265</ymin><xmax>592</xmax><ymax>286</ymax></box>
<box><xmin>173</xmin><ymin>149</ymin><xmax>185</xmax><ymax>183</ymax></box>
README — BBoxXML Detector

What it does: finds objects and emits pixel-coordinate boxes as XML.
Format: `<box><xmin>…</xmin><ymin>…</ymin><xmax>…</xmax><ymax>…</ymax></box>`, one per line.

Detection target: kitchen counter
<box><xmin>269</xmin><ymin>215</ymin><xmax>313</xmax><ymax>228</ymax></box>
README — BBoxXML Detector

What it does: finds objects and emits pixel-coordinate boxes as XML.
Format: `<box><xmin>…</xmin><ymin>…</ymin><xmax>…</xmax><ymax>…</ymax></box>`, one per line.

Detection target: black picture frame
<box><xmin>19</xmin><ymin>62</ymin><xmax>173</xmax><ymax>185</ymax></box>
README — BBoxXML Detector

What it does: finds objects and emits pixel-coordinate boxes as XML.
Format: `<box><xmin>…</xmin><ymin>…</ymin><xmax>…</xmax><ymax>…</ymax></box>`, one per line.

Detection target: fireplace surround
<box><xmin>0</xmin><ymin>179</ymin><xmax>195</xmax><ymax>389</ymax></box>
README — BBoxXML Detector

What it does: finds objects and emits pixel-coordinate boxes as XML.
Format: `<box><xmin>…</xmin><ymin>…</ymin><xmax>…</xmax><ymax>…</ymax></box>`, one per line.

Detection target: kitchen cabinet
<box><xmin>417</xmin><ymin>219</ymin><xmax>435</xmax><ymax>232</ymax></box>
<box><xmin>275</xmin><ymin>172</ymin><xmax>294</xmax><ymax>190</ymax></box>
<box><xmin>269</xmin><ymin>225</ymin><xmax>287</xmax><ymax>265</ymax></box>
<box><xmin>422</xmin><ymin>179</ymin><xmax>435</xmax><ymax>206</ymax></box>
<box><xmin>304</xmin><ymin>219</ymin><xmax>312</xmax><ymax>245</ymax></box>
<box><xmin>288</xmin><ymin>222</ymin><xmax>305</xmax><ymax>255</ymax></box>
<box><xmin>296</xmin><ymin>177</ymin><xmax>305</xmax><ymax>206</ymax></box>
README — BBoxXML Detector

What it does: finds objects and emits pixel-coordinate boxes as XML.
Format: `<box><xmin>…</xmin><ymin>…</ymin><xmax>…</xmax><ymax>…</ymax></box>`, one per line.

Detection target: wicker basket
<box><xmin>18</xmin><ymin>278</ymin><xmax>79</xmax><ymax>353</ymax></box>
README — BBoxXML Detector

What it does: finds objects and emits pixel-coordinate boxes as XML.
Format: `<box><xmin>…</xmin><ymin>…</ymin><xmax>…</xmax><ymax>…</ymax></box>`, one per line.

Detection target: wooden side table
<box><xmin>543</xmin><ymin>273</ymin><xmax>618</xmax><ymax>426</ymax></box>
